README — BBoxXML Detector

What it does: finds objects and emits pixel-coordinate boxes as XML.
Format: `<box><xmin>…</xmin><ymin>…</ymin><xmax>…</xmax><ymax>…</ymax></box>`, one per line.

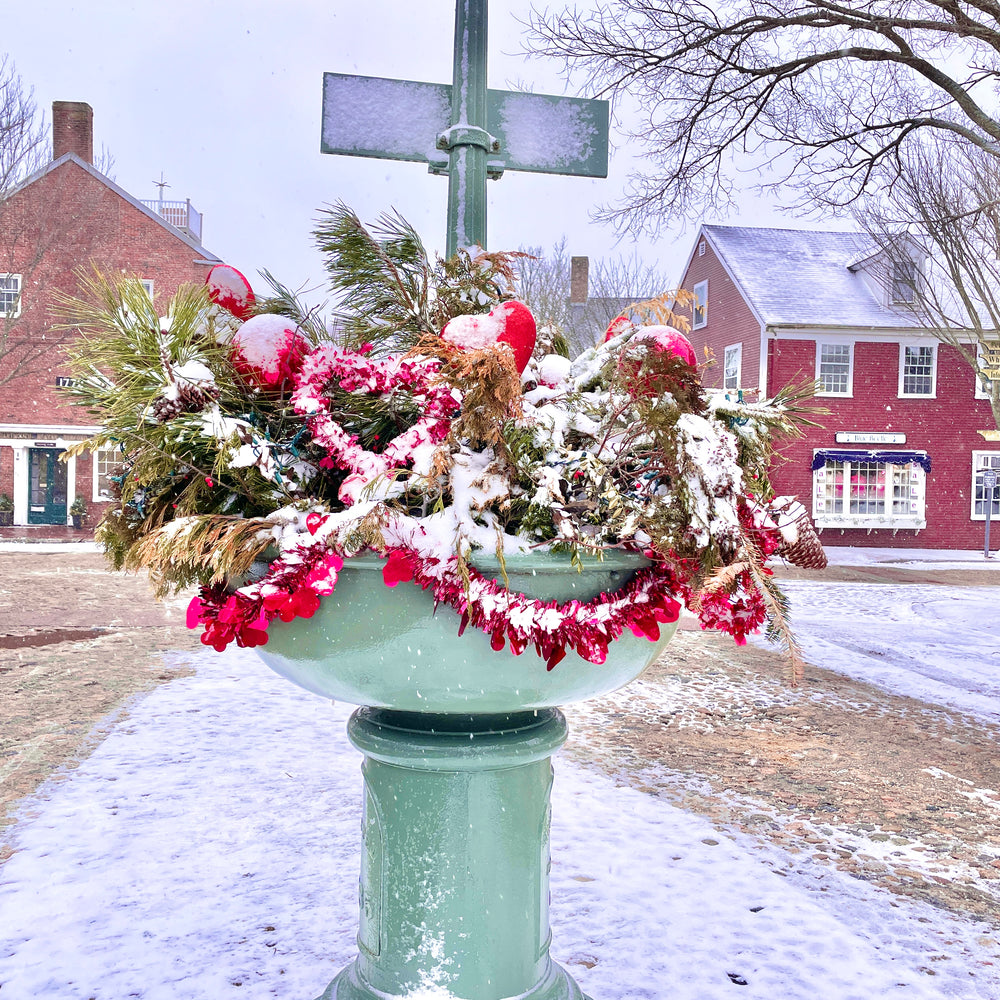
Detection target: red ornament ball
<box><xmin>440</xmin><ymin>300</ymin><xmax>537</xmax><ymax>373</ymax></box>
<box><xmin>206</xmin><ymin>264</ymin><xmax>256</xmax><ymax>321</ymax></box>
<box><xmin>603</xmin><ymin>314</ymin><xmax>633</xmax><ymax>342</ymax></box>
<box><xmin>617</xmin><ymin>325</ymin><xmax>697</xmax><ymax>396</ymax></box>
<box><xmin>231</xmin><ymin>314</ymin><xmax>308</xmax><ymax>388</ymax></box>
<box><xmin>631</xmin><ymin>326</ymin><xmax>696</xmax><ymax>366</ymax></box>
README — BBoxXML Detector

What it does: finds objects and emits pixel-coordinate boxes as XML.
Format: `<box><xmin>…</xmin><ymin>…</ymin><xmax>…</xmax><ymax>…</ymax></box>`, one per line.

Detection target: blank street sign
<box><xmin>321</xmin><ymin>73</ymin><xmax>609</xmax><ymax>178</ymax></box>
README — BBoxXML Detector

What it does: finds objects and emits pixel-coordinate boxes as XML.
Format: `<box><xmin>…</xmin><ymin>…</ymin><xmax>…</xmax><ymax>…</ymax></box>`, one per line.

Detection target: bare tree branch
<box><xmin>855</xmin><ymin>136</ymin><xmax>1000</xmax><ymax>430</ymax></box>
<box><xmin>525</xmin><ymin>1</ymin><xmax>1000</xmax><ymax>233</ymax></box>
<box><xmin>0</xmin><ymin>57</ymin><xmax>117</xmax><ymax>388</ymax></box>
<box><xmin>514</xmin><ymin>239</ymin><xmax>673</xmax><ymax>352</ymax></box>
<box><xmin>0</xmin><ymin>55</ymin><xmax>47</xmax><ymax>194</ymax></box>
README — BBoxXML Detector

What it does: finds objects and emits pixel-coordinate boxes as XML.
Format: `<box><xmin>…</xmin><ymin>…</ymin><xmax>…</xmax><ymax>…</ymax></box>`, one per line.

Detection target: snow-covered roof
<box><xmin>703</xmin><ymin>225</ymin><xmax>923</xmax><ymax>330</ymax></box>
<box><xmin>3</xmin><ymin>153</ymin><xmax>222</xmax><ymax>263</ymax></box>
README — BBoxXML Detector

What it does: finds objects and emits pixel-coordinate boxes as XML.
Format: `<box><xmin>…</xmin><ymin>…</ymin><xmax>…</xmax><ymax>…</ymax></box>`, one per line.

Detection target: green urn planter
<box><xmin>254</xmin><ymin>551</ymin><xmax>677</xmax><ymax>1000</ymax></box>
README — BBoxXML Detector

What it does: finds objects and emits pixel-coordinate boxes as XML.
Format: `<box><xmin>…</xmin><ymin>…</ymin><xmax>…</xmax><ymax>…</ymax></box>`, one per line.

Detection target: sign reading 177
<box><xmin>320</xmin><ymin>0</ymin><xmax>609</xmax><ymax>258</ymax></box>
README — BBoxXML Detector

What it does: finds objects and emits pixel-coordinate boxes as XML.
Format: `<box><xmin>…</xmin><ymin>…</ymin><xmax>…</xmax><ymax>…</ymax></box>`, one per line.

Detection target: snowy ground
<box><xmin>1</xmin><ymin>549</ymin><xmax>999</xmax><ymax>1000</ymax></box>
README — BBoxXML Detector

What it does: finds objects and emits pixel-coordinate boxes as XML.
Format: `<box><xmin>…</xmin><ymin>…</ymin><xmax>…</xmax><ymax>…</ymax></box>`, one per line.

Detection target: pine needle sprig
<box><xmin>741</xmin><ymin>540</ymin><xmax>806</xmax><ymax>687</ymax></box>
<box><xmin>431</xmin><ymin>246</ymin><xmax>532</xmax><ymax>326</ymax></box>
<box><xmin>253</xmin><ymin>270</ymin><xmax>330</xmax><ymax>346</ymax></box>
<box><xmin>314</xmin><ymin>202</ymin><xmax>436</xmax><ymax>354</ymax></box>
<box><xmin>126</xmin><ymin>514</ymin><xmax>276</xmax><ymax>597</ymax></box>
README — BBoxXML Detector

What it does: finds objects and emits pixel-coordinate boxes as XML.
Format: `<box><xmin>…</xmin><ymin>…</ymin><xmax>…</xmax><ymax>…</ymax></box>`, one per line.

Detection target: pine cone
<box><xmin>176</xmin><ymin>383</ymin><xmax>217</xmax><ymax>412</ymax></box>
<box><xmin>778</xmin><ymin>512</ymin><xmax>828</xmax><ymax>570</ymax></box>
<box><xmin>150</xmin><ymin>383</ymin><xmax>218</xmax><ymax>423</ymax></box>
<box><xmin>150</xmin><ymin>395</ymin><xmax>184</xmax><ymax>422</ymax></box>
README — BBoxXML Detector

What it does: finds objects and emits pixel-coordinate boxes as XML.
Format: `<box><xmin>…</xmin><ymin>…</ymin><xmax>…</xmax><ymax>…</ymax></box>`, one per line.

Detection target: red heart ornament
<box><xmin>305</xmin><ymin>512</ymin><xmax>325</xmax><ymax>535</ymax></box>
<box><xmin>440</xmin><ymin>300</ymin><xmax>537</xmax><ymax>374</ymax></box>
<box><xmin>206</xmin><ymin>264</ymin><xmax>255</xmax><ymax>321</ymax></box>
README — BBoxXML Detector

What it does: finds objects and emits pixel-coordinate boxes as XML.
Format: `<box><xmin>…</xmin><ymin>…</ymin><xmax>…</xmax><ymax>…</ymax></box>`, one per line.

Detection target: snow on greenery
<box><xmin>60</xmin><ymin>205</ymin><xmax>820</xmax><ymax>676</ymax></box>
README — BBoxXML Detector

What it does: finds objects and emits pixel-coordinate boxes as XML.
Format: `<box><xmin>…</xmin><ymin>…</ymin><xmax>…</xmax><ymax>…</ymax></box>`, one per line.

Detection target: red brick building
<box><xmin>0</xmin><ymin>102</ymin><xmax>222</xmax><ymax>530</ymax></box>
<box><xmin>678</xmin><ymin>225</ymin><xmax>1000</xmax><ymax>550</ymax></box>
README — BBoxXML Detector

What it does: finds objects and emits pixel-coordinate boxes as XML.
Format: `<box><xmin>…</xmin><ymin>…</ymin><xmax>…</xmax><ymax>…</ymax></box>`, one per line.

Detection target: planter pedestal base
<box><xmin>315</xmin><ymin>707</ymin><xmax>592</xmax><ymax>1000</ymax></box>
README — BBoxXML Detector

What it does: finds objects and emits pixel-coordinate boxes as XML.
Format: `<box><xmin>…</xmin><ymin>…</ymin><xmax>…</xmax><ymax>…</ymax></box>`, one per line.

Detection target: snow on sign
<box><xmin>320</xmin><ymin>73</ymin><xmax>609</xmax><ymax>179</ymax></box>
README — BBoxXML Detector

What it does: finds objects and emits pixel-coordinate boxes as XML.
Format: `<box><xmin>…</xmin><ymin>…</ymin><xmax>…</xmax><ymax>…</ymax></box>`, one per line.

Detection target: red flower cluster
<box><xmin>187</xmin><ymin>550</ymin><xmax>344</xmax><ymax>651</ymax></box>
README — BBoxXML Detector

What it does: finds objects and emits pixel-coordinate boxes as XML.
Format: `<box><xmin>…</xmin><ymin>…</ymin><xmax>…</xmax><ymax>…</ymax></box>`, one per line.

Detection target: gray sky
<box><xmin>8</xmin><ymin>0</ymin><xmax>791</xmax><ymax>302</ymax></box>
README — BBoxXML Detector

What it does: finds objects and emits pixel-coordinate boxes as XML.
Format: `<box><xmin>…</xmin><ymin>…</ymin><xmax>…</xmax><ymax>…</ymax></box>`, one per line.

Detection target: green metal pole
<box><xmin>318</xmin><ymin>709</ymin><xmax>590</xmax><ymax>1000</ymax></box>
<box><xmin>445</xmin><ymin>0</ymin><xmax>490</xmax><ymax>258</ymax></box>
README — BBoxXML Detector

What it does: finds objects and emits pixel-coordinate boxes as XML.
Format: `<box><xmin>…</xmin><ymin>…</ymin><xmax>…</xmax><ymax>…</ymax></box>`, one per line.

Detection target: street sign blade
<box><xmin>321</xmin><ymin>73</ymin><xmax>451</xmax><ymax>164</ymax></box>
<box><xmin>320</xmin><ymin>73</ymin><xmax>610</xmax><ymax>179</ymax></box>
<box><xmin>487</xmin><ymin>90</ymin><xmax>609</xmax><ymax>177</ymax></box>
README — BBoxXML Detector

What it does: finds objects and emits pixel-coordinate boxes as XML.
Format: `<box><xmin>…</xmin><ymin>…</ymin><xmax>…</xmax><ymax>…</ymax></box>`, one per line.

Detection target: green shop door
<box><xmin>28</xmin><ymin>448</ymin><xmax>68</xmax><ymax>525</ymax></box>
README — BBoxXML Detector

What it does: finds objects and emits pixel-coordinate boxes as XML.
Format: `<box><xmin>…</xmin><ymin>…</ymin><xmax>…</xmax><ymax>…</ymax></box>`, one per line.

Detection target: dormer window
<box><xmin>891</xmin><ymin>260</ymin><xmax>918</xmax><ymax>304</ymax></box>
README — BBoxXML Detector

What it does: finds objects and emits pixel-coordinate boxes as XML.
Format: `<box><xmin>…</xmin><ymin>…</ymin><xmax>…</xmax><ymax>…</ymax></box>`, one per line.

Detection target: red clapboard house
<box><xmin>677</xmin><ymin>224</ymin><xmax>1000</xmax><ymax>551</ymax></box>
<box><xmin>0</xmin><ymin>101</ymin><xmax>222</xmax><ymax>531</ymax></box>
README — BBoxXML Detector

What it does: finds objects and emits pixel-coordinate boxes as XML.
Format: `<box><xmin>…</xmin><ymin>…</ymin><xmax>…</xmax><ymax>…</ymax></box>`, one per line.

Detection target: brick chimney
<box><xmin>52</xmin><ymin>101</ymin><xmax>93</xmax><ymax>164</ymax></box>
<box><xmin>570</xmin><ymin>256</ymin><xmax>589</xmax><ymax>304</ymax></box>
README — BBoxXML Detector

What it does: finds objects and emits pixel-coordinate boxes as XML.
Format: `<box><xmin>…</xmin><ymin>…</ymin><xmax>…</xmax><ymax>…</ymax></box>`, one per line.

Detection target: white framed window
<box><xmin>723</xmin><ymin>343</ymin><xmax>742</xmax><ymax>390</ymax></box>
<box><xmin>816</xmin><ymin>342</ymin><xmax>852</xmax><ymax>395</ymax></box>
<box><xmin>93</xmin><ymin>445</ymin><xmax>124</xmax><ymax>502</ymax></box>
<box><xmin>975</xmin><ymin>341</ymin><xmax>1000</xmax><ymax>400</ymax></box>
<box><xmin>972</xmin><ymin>452</ymin><xmax>1000</xmax><ymax>520</ymax></box>
<box><xmin>899</xmin><ymin>343</ymin><xmax>936</xmax><ymax>396</ymax></box>
<box><xmin>0</xmin><ymin>274</ymin><xmax>21</xmax><ymax>317</ymax></box>
<box><xmin>813</xmin><ymin>453</ymin><xmax>927</xmax><ymax>529</ymax></box>
<box><xmin>140</xmin><ymin>278</ymin><xmax>154</xmax><ymax>298</ymax></box>
<box><xmin>692</xmin><ymin>280</ymin><xmax>708</xmax><ymax>330</ymax></box>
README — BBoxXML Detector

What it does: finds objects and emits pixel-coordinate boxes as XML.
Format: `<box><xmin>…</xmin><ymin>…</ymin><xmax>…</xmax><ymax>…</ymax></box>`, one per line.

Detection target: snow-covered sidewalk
<box><xmin>2</xmin><ymin>643</ymin><xmax>998</xmax><ymax>1000</ymax></box>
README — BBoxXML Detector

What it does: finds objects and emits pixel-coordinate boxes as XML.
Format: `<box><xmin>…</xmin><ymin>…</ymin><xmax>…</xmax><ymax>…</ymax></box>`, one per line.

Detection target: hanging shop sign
<box><xmin>835</xmin><ymin>431</ymin><xmax>906</xmax><ymax>444</ymax></box>
<box><xmin>980</xmin><ymin>340</ymin><xmax>1000</xmax><ymax>380</ymax></box>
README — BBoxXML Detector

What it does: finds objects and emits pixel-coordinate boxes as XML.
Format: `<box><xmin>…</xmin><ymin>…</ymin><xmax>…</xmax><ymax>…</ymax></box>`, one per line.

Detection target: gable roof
<box><xmin>3</xmin><ymin>153</ymin><xmax>222</xmax><ymax>263</ymax></box>
<box><xmin>702</xmin><ymin>225</ymin><xmax>922</xmax><ymax>330</ymax></box>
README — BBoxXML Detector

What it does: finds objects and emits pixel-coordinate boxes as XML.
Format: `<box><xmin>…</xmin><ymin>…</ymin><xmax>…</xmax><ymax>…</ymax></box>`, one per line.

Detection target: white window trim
<box><xmin>0</xmin><ymin>273</ymin><xmax>22</xmax><ymax>318</ymax></box>
<box><xmin>92</xmin><ymin>445</ymin><xmax>123</xmax><ymax>503</ymax></box>
<box><xmin>140</xmin><ymin>278</ymin><xmax>154</xmax><ymax>298</ymax></box>
<box><xmin>723</xmin><ymin>343</ymin><xmax>742</xmax><ymax>390</ymax></box>
<box><xmin>898</xmin><ymin>342</ymin><xmax>937</xmax><ymax>398</ymax></box>
<box><xmin>971</xmin><ymin>451</ymin><xmax>1000</xmax><ymax>521</ymax></box>
<box><xmin>815</xmin><ymin>341</ymin><xmax>854</xmax><ymax>397</ymax></box>
<box><xmin>812</xmin><ymin>453</ymin><xmax>927</xmax><ymax>530</ymax></box>
<box><xmin>692</xmin><ymin>280</ymin><xmax>708</xmax><ymax>330</ymax></box>
<box><xmin>975</xmin><ymin>343</ymin><xmax>999</xmax><ymax>400</ymax></box>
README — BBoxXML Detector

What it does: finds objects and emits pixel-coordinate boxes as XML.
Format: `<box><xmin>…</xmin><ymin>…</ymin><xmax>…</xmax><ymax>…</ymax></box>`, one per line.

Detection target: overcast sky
<box><xmin>8</xmin><ymin>1</ymin><xmax>794</xmax><ymax>302</ymax></box>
